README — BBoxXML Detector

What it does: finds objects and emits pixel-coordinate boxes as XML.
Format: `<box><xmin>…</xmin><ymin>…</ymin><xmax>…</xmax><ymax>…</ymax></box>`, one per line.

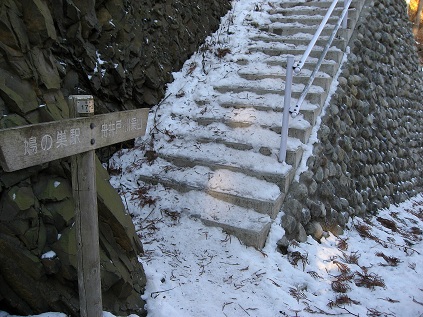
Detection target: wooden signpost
<box><xmin>0</xmin><ymin>95</ymin><xmax>149</xmax><ymax>317</ymax></box>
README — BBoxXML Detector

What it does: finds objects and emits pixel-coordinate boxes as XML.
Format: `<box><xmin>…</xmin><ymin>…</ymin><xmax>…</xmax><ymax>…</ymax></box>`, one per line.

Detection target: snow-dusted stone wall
<box><xmin>279</xmin><ymin>0</ymin><xmax>423</xmax><ymax>246</ymax></box>
<box><xmin>0</xmin><ymin>0</ymin><xmax>230</xmax><ymax>316</ymax></box>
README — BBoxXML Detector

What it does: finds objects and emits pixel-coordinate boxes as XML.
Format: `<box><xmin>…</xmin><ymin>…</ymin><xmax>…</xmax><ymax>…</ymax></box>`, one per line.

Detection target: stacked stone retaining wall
<box><xmin>280</xmin><ymin>0</ymin><xmax>423</xmax><ymax>244</ymax></box>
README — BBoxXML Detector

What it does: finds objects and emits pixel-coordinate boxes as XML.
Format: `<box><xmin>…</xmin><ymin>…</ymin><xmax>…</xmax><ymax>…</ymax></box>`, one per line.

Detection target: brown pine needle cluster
<box><xmin>328</xmin><ymin>295</ymin><xmax>360</xmax><ymax>308</ymax></box>
<box><xmin>354</xmin><ymin>270</ymin><xmax>385</xmax><ymax>289</ymax></box>
<box><xmin>375</xmin><ymin>252</ymin><xmax>401</xmax><ymax>267</ymax></box>
<box><xmin>336</xmin><ymin>237</ymin><xmax>349</xmax><ymax>251</ymax></box>
<box><xmin>376</xmin><ymin>217</ymin><xmax>398</xmax><ymax>232</ymax></box>
<box><xmin>340</xmin><ymin>250</ymin><xmax>361</xmax><ymax>265</ymax></box>
<box><xmin>287</xmin><ymin>250</ymin><xmax>309</xmax><ymax>271</ymax></box>
<box><xmin>289</xmin><ymin>286</ymin><xmax>307</xmax><ymax>303</ymax></box>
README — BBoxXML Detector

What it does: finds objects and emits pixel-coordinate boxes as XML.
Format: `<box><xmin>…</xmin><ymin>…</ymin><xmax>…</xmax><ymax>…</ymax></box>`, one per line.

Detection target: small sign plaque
<box><xmin>71</xmin><ymin>95</ymin><xmax>95</xmax><ymax>114</ymax></box>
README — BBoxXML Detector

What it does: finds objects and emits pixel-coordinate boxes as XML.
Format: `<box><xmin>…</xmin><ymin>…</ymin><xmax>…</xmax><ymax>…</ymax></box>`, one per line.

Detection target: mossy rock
<box><xmin>23</xmin><ymin>221</ymin><xmax>47</xmax><ymax>255</ymax></box>
<box><xmin>33</xmin><ymin>175</ymin><xmax>72</xmax><ymax>202</ymax></box>
<box><xmin>8</xmin><ymin>186</ymin><xmax>36</xmax><ymax>211</ymax></box>
<box><xmin>96</xmin><ymin>159</ymin><xmax>143</xmax><ymax>255</ymax></box>
<box><xmin>43</xmin><ymin>198</ymin><xmax>75</xmax><ymax>231</ymax></box>
<box><xmin>0</xmin><ymin>113</ymin><xmax>29</xmax><ymax>128</ymax></box>
<box><xmin>51</xmin><ymin>225</ymin><xmax>77</xmax><ymax>281</ymax></box>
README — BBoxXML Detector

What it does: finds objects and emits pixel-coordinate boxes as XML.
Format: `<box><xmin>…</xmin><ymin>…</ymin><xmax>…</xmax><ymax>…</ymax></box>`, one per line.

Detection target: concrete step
<box><xmin>279</xmin><ymin>0</ymin><xmax>363</xmax><ymax>9</ymax></box>
<box><xmin>264</xmin><ymin>57</ymin><xmax>338</xmax><ymax>77</ymax></box>
<box><xmin>154</xmin><ymin>139</ymin><xmax>294</xmax><ymax>193</ymax></box>
<box><xmin>238</xmin><ymin>67</ymin><xmax>332</xmax><ymax>91</ymax></box>
<box><xmin>138</xmin><ymin>160</ymin><xmax>284</xmax><ymax>219</ymax></box>
<box><xmin>193</xmin><ymin>109</ymin><xmax>312</xmax><ymax>144</ymax></box>
<box><xmin>268</xmin><ymin>15</ymin><xmax>354</xmax><ymax>28</ymax></box>
<box><xmin>247</xmin><ymin>45</ymin><xmax>344</xmax><ymax>64</ymax></box>
<box><xmin>213</xmin><ymin>81</ymin><xmax>328</xmax><ymax>106</ymax></box>
<box><xmin>196</xmin><ymin>94</ymin><xmax>321</xmax><ymax>126</ymax></box>
<box><xmin>138</xmin><ymin>183</ymin><xmax>272</xmax><ymax>249</ymax></box>
<box><xmin>259</xmin><ymin>24</ymin><xmax>352</xmax><ymax>40</ymax></box>
<box><xmin>162</xmin><ymin>109</ymin><xmax>305</xmax><ymax>168</ymax></box>
<box><xmin>269</xmin><ymin>6</ymin><xmax>359</xmax><ymax>22</ymax></box>
<box><xmin>250</xmin><ymin>34</ymin><xmax>347</xmax><ymax>51</ymax></box>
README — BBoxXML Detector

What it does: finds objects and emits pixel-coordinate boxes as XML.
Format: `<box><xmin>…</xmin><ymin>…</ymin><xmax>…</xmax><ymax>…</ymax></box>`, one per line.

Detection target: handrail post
<box><xmin>279</xmin><ymin>55</ymin><xmax>295</xmax><ymax>163</ymax></box>
<box><xmin>343</xmin><ymin>0</ymin><xmax>348</xmax><ymax>28</ymax></box>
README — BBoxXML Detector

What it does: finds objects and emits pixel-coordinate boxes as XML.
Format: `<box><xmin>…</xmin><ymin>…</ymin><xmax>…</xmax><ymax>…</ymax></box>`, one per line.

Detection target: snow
<box><xmin>2</xmin><ymin>0</ymin><xmax>422</xmax><ymax>316</ymax></box>
<box><xmin>6</xmin><ymin>194</ymin><xmax>422</xmax><ymax>317</ymax></box>
<box><xmin>41</xmin><ymin>251</ymin><xmax>56</xmax><ymax>259</ymax></box>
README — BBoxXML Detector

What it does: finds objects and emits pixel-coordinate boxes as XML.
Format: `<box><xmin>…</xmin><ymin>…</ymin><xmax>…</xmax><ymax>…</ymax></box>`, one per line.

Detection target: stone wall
<box><xmin>0</xmin><ymin>0</ymin><xmax>231</xmax><ymax>316</ymax></box>
<box><xmin>280</xmin><ymin>0</ymin><xmax>423</xmax><ymax>245</ymax></box>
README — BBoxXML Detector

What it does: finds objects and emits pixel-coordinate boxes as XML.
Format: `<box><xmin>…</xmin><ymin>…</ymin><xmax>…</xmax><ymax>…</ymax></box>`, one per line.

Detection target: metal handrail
<box><xmin>279</xmin><ymin>0</ymin><xmax>352</xmax><ymax>163</ymax></box>
<box><xmin>290</xmin><ymin>0</ymin><xmax>353</xmax><ymax>117</ymax></box>
<box><xmin>294</xmin><ymin>0</ymin><xmax>339</xmax><ymax>72</ymax></box>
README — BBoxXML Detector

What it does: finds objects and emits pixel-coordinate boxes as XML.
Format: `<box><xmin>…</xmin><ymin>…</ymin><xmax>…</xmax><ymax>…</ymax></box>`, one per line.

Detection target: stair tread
<box><xmin>184</xmin><ymin>190</ymin><xmax>272</xmax><ymax>249</ymax></box>
<box><xmin>139</xmin><ymin>160</ymin><xmax>282</xmax><ymax>202</ymax></box>
<box><xmin>249</xmin><ymin>34</ymin><xmax>346</xmax><ymax>49</ymax></box>
<box><xmin>213</xmin><ymin>79</ymin><xmax>326</xmax><ymax>95</ymax></box>
<box><xmin>279</xmin><ymin>0</ymin><xmax>361</xmax><ymax>8</ymax></box>
<box><xmin>237</xmin><ymin>64</ymin><xmax>331</xmax><ymax>78</ymax></box>
<box><xmin>155</xmin><ymin>139</ymin><xmax>293</xmax><ymax>177</ymax></box>
<box><xmin>164</xmin><ymin>115</ymin><xmax>305</xmax><ymax>151</ymax></box>
<box><xmin>135</xmin><ymin>183</ymin><xmax>272</xmax><ymax>248</ymax></box>
<box><xmin>195</xmin><ymin>93</ymin><xmax>320</xmax><ymax>113</ymax></box>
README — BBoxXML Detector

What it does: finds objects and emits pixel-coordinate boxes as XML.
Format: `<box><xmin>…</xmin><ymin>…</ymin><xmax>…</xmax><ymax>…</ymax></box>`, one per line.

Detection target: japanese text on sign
<box><xmin>24</xmin><ymin>128</ymin><xmax>81</xmax><ymax>156</ymax></box>
<box><xmin>100</xmin><ymin>117</ymin><xmax>144</xmax><ymax>138</ymax></box>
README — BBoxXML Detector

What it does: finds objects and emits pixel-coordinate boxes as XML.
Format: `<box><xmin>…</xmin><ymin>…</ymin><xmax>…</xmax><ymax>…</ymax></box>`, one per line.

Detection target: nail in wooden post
<box><xmin>69</xmin><ymin>95</ymin><xmax>103</xmax><ymax>317</ymax></box>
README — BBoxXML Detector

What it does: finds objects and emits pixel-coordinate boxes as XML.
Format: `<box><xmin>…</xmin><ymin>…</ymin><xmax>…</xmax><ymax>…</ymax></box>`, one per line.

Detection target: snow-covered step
<box><xmin>270</xmin><ymin>6</ymin><xmax>359</xmax><ymax>21</ymax></box>
<box><xmin>250</xmin><ymin>34</ymin><xmax>347</xmax><ymax>51</ymax></box>
<box><xmin>213</xmin><ymin>82</ymin><xmax>327</xmax><ymax>106</ymax></box>
<box><xmin>194</xmin><ymin>137</ymin><xmax>304</xmax><ymax>169</ymax></box>
<box><xmin>279</xmin><ymin>0</ymin><xmax>362</xmax><ymax>9</ymax></box>
<box><xmin>138</xmin><ymin>161</ymin><xmax>285</xmax><ymax>218</ymax></box>
<box><xmin>194</xmin><ymin>111</ymin><xmax>312</xmax><ymax>144</ymax></box>
<box><xmin>136</xmin><ymin>184</ymin><xmax>272</xmax><ymax>249</ymax></box>
<box><xmin>154</xmin><ymin>139</ymin><xmax>294</xmax><ymax>193</ymax></box>
<box><xmin>248</xmin><ymin>45</ymin><xmax>344</xmax><ymax>64</ymax></box>
<box><xmin>259</xmin><ymin>24</ymin><xmax>351</xmax><ymax>40</ymax></box>
<box><xmin>183</xmin><ymin>191</ymin><xmax>272</xmax><ymax>249</ymax></box>
<box><xmin>169</xmin><ymin>119</ymin><xmax>304</xmax><ymax>168</ymax></box>
<box><xmin>195</xmin><ymin>95</ymin><xmax>321</xmax><ymax>126</ymax></box>
<box><xmin>238</xmin><ymin>68</ymin><xmax>332</xmax><ymax>91</ymax></box>
<box><xmin>159</xmin><ymin>108</ymin><xmax>305</xmax><ymax>167</ymax></box>
<box><xmin>264</xmin><ymin>58</ymin><xmax>338</xmax><ymax>77</ymax></box>
<box><xmin>123</xmin><ymin>0</ymin><xmax>367</xmax><ymax>250</ymax></box>
<box><xmin>268</xmin><ymin>15</ymin><xmax>354</xmax><ymax>28</ymax></box>
<box><xmin>192</xmin><ymin>96</ymin><xmax>312</xmax><ymax>146</ymax></box>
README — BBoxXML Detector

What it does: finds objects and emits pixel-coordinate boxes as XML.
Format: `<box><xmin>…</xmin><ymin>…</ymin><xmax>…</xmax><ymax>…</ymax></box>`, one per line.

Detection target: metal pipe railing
<box><xmin>279</xmin><ymin>0</ymin><xmax>352</xmax><ymax>163</ymax></box>
<box><xmin>290</xmin><ymin>0</ymin><xmax>353</xmax><ymax>118</ymax></box>
<box><xmin>294</xmin><ymin>0</ymin><xmax>339</xmax><ymax>72</ymax></box>
<box><xmin>279</xmin><ymin>56</ymin><xmax>295</xmax><ymax>163</ymax></box>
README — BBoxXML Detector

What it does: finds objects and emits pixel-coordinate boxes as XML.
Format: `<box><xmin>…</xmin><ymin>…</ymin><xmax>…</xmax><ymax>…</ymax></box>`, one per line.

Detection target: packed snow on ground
<box><xmin>1</xmin><ymin>0</ymin><xmax>422</xmax><ymax>316</ymax></box>
<box><xmin>2</xmin><ymin>193</ymin><xmax>422</xmax><ymax>317</ymax></box>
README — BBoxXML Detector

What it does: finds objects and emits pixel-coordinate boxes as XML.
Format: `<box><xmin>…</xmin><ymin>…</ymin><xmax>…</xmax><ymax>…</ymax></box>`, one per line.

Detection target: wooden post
<box><xmin>69</xmin><ymin>95</ymin><xmax>103</xmax><ymax>317</ymax></box>
<box><xmin>0</xmin><ymin>98</ymin><xmax>149</xmax><ymax>316</ymax></box>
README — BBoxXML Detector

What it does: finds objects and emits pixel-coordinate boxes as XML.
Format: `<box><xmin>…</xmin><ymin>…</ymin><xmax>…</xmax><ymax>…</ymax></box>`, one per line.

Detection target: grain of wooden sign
<box><xmin>0</xmin><ymin>106</ymin><xmax>149</xmax><ymax>172</ymax></box>
<box><xmin>0</xmin><ymin>95</ymin><xmax>149</xmax><ymax>317</ymax></box>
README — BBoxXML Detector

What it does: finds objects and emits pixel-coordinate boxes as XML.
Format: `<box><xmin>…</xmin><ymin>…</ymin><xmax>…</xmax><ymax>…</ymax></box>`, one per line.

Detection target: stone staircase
<box><xmin>136</xmin><ymin>0</ymin><xmax>365</xmax><ymax>249</ymax></box>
